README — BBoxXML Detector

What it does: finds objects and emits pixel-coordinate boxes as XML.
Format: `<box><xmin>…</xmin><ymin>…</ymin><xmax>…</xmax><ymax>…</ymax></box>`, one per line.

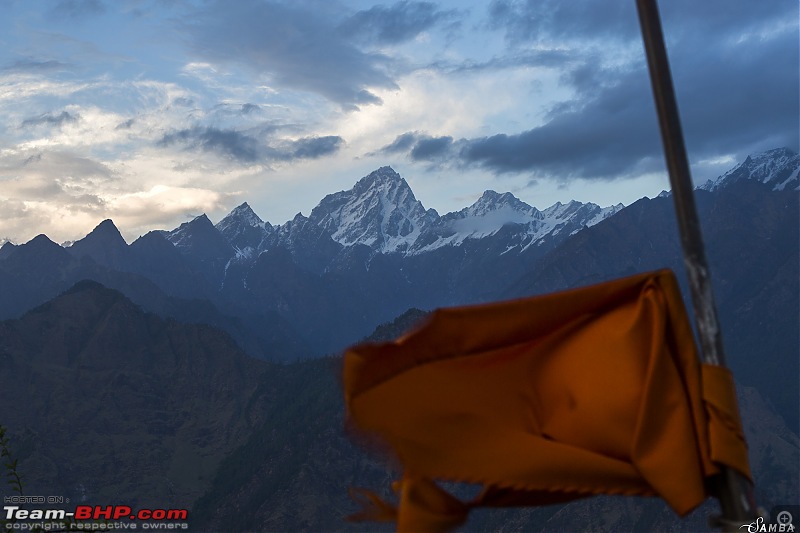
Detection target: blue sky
<box><xmin>0</xmin><ymin>0</ymin><xmax>797</xmax><ymax>243</ymax></box>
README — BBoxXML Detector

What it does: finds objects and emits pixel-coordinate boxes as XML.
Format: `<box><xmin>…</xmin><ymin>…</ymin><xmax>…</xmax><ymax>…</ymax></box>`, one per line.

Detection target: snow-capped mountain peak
<box><xmin>218</xmin><ymin>202</ymin><xmax>271</xmax><ymax>232</ymax></box>
<box><xmin>700</xmin><ymin>147</ymin><xmax>799</xmax><ymax>191</ymax></box>
<box><xmin>408</xmin><ymin>189</ymin><xmax>621</xmax><ymax>255</ymax></box>
<box><xmin>167</xmin><ymin>214</ymin><xmax>215</xmax><ymax>250</ymax></box>
<box><xmin>461</xmin><ymin>190</ymin><xmax>542</xmax><ymax>219</ymax></box>
<box><xmin>215</xmin><ymin>202</ymin><xmax>274</xmax><ymax>258</ymax></box>
<box><xmin>192</xmin><ymin>166</ymin><xmax>631</xmax><ymax>263</ymax></box>
<box><xmin>350</xmin><ymin>166</ymin><xmax>406</xmax><ymax>196</ymax></box>
<box><xmin>431</xmin><ymin>190</ymin><xmax>542</xmax><ymax>243</ymax></box>
<box><xmin>308</xmin><ymin>166</ymin><xmax>438</xmax><ymax>253</ymax></box>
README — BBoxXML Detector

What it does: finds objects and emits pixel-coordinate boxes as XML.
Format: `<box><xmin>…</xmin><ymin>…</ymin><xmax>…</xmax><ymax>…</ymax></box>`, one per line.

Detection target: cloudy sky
<box><xmin>0</xmin><ymin>0</ymin><xmax>797</xmax><ymax>244</ymax></box>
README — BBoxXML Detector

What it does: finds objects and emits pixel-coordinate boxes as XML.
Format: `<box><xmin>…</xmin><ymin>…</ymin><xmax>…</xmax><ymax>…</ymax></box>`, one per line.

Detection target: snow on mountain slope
<box><xmin>215</xmin><ymin>202</ymin><xmax>273</xmax><ymax>259</ymax></box>
<box><xmin>700</xmin><ymin>147</ymin><xmax>799</xmax><ymax>191</ymax></box>
<box><xmin>539</xmin><ymin>200</ymin><xmax>624</xmax><ymax>236</ymax></box>
<box><xmin>165</xmin><ymin>214</ymin><xmax>223</xmax><ymax>250</ymax></box>
<box><xmin>210</xmin><ymin>147</ymin><xmax>794</xmax><ymax>263</ymax></box>
<box><xmin>211</xmin><ymin>166</ymin><xmax>624</xmax><ymax>260</ymax></box>
<box><xmin>447</xmin><ymin>190</ymin><xmax>542</xmax><ymax>237</ymax></box>
<box><xmin>409</xmin><ymin>192</ymin><xmax>622</xmax><ymax>254</ymax></box>
<box><xmin>307</xmin><ymin>166</ymin><xmax>439</xmax><ymax>254</ymax></box>
<box><xmin>217</xmin><ymin>202</ymin><xmax>272</xmax><ymax>237</ymax></box>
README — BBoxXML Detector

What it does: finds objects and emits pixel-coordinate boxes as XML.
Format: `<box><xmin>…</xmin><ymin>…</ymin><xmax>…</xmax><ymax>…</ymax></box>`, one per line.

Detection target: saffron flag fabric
<box><xmin>343</xmin><ymin>270</ymin><xmax>751</xmax><ymax>532</ymax></box>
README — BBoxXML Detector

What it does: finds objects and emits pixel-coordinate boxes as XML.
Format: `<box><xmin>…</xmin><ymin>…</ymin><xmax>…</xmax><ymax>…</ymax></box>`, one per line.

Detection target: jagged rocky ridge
<box><xmin>210</xmin><ymin>166</ymin><xmax>623</xmax><ymax>262</ymax></box>
<box><xmin>0</xmin><ymin>148</ymin><xmax>796</xmax><ymax>362</ymax></box>
<box><xmin>699</xmin><ymin>147</ymin><xmax>800</xmax><ymax>192</ymax></box>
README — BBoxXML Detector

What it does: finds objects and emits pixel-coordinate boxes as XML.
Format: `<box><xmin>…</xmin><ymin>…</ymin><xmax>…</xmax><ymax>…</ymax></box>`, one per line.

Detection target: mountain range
<box><xmin>0</xmin><ymin>163</ymin><xmax>630</xmax><ymax>359</ymax></box>
<box><xmin>0</xmin><ymin>146</ymin><xmax>797</xmax><ymax>531</ymax></box>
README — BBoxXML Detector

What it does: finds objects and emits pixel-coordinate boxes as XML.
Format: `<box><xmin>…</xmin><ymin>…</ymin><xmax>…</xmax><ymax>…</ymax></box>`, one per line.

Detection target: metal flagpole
<box><xmin>634</xmin><ymin>0</ymin><xmax>758</xmax><ymax>530</ymax></box>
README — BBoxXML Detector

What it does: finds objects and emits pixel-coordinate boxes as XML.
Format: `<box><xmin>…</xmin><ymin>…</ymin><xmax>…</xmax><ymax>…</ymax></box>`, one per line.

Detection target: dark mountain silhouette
<box><xmin>0</xmin><ymin>222</ymin><xmax>309</xmax><ymax>362</ymax></box>
<box><xmin>0</xmin><ymin>280</ymin><xmax>273</xmax><ymax>509</ymax></box>
<box><xmin>164</xmin><ymin>214</ymin><xmax>236</xmax><ymax>289</ymax></box>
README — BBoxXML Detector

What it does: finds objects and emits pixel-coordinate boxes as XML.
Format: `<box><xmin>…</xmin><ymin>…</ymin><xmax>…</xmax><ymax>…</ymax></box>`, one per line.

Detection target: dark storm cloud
<box><xmin>669</xmin><ymin>24</ymin><xmax>799</xmax><ymax>162</ymax></box>
<box><xmin>182</xmin><ymin>0</ymin><xmax>398</xmax><ymax>109</ymax></box>
<box><xmin>410</xmin><ymin>136</ymin><xmax>453</xmax><ymax>161</ymax></box>
<box><xmin>20</xmin><ymin>111</ymin><xmax>80</xmax><ymax>128</ymax></box>
<box><xmin>371</xmin><ymin>132</ymin><xmax>456</xmax><ymax>162</ymax></box>
<box><xmin>461</xmin><ymin>24</ymin><xmax>799</xmax><ymax>180</ymax></box>
<box><xmin>376</xmin><ymin>132</ymin><xmax>419</xmax><ymax>154</ymax></box>
<box><xmin>158</xmin><ymin>126</ymin><xmax>344</xmax><ymax>164</ymax></box>
<box><xmin>50</xmin><ymin>0</ymin><xmax>105</xmax><ymax>19</ymax></box>
<box><xmin>468</xmin><ymin>0</ymin><xmax>799</xmax><ymax>180</ymax></box>
<box><xmin>158</xmin><ymin>127</ymin><xmax>260</xmax><ymax>162</ymax></box>
<box><xmin>461</xmin><ymin>112</ymin><xmax>659</xmax><ymax>179</ymax></box>
<box><xmin>340</xmin><ymin>1</ymin><xmax>461</xmax><ymax>45</ymax></box>
<box><xmin>289</xmin><ymin>136</ymin><xmax>344</xmax><ymax>159</ymax></box>
<box><xmin>459</xmin><ymin>64</ymin><xmax>662</xmax><ymax>180</ymax></box>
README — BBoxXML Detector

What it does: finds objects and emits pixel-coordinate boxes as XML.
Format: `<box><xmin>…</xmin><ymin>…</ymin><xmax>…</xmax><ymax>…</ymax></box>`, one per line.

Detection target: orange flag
<box><xmin>343</xmin><ymin>270</ymin><xmax>751</xmax><ymax>532</ymax></box>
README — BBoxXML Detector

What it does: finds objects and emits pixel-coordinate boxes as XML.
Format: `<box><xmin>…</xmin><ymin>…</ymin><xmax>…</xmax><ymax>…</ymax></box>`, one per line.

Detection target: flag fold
<box><xmin>343</xmin><ymin>269</ymin><xmax>751</xmax><ymax>532</ymax></box>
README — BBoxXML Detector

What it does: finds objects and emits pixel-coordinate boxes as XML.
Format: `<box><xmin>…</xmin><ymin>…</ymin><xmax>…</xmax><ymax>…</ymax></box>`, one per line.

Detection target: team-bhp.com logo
<box><xmin>4</xmin><ymin>505</ymin><xmax>188</xmax><ymax>530</ymax></box>
<box><xmin>73</xmin><ymin>507</ymin><xmax>187</xmax><ymax>522</ymax></box>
